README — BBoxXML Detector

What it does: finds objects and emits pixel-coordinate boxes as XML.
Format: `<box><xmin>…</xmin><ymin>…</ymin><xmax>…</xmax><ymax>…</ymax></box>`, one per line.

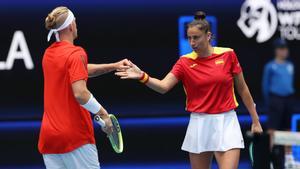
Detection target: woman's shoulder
<box><xmin>213</xmin><ymin>47</ymin><xmax>234</xmax><ymax>55</ymax></box>
<box><xmin>180</xmin><ymin>51</ymin><xmax>198</xmax><ymax>60</ymax></box>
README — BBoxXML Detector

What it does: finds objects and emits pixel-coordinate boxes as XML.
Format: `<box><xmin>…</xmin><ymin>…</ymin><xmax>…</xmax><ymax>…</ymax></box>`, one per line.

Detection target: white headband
<box><xmin>47</xmin><ymin>9</ymin><xmax>75</xmax><ymax>42</ymax></box>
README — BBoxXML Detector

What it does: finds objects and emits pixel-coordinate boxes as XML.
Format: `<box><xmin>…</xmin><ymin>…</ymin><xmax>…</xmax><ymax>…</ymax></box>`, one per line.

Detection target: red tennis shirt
<box><xmin>171</xmin><ymin>47</ymin><xmax>242</xmax><ymax>114</ymax></box>
<box><xmin>38</xmin><ymin>41</ymin><xmax>95</xmax><ymax>154</ymax></box>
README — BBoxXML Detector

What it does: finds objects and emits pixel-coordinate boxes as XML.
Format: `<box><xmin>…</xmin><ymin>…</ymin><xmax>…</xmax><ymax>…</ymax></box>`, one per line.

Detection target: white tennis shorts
<box><xmin>43</xmin><ymin>144</ymin><xmax>100</xmax><ymax>169</ymax></box>
<box><xmin>182</xmin><ymin>110</ymin><xmax>244</xmax><ymax>154</ymax></box>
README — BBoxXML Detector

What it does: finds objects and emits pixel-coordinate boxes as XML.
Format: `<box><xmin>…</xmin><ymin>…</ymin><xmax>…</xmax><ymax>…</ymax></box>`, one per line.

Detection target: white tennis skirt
<box><xmin>182</xmin><ymin>110</ymin><xmax>244</xmax><ymax>154</ymax></box>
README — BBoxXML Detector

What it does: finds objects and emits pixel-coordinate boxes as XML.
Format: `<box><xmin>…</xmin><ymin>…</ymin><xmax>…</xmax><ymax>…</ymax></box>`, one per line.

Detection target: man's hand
<box><xmin>113</xmin><ymin>59</ymin><xmax>132</xmax><ymax>71</ymax></box>
<box><xmin>101</xmin><ymin>115</ymin><xmax>114</xmax><ymax>135</ymax></box>
<box><xmin>97</xmin><ymin>108</ymin><xmax>113</xmax><ymax>135</ymax></box>
<box><xmin>115</xmin><ymin>60</ymin><xmax>143</xmax><ymax>80</ymax></box>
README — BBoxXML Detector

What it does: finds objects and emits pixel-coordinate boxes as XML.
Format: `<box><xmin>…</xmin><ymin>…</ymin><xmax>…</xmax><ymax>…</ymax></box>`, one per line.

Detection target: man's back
<box><xmin>39</xmin><ymin>41</ymin><xmax>95</xmax><ymax>154</ymax></box>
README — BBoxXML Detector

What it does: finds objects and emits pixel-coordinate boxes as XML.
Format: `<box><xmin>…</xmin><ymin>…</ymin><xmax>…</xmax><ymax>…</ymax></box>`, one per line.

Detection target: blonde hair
<box><xmin>45</xmin><ymin>6</ymin><xmax>69</xmax><ymax>30</ymax></box>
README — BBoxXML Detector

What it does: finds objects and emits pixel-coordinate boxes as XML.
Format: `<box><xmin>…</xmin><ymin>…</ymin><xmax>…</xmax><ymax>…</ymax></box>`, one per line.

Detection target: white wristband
<box><xmin>81</xmin><ymin>94</ymin><xmax>102</xmax><ymax>114</ymax></box>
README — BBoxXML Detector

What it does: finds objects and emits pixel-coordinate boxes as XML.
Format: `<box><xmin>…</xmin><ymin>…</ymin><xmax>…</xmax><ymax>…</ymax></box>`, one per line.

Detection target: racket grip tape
<box><xmin>94</xmin><ymin>115</ymin><xmax>106</xmax><ymax>128</ymax></box>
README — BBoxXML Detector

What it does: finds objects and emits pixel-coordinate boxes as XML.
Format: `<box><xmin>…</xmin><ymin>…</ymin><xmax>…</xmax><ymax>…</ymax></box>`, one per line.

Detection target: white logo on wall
<box><xmin>0</xmin><ymin>31</ymin><xmax>34</xmax><ymax>70</ymax></box>
<box><xmin>237</xmin><ymin>0</ymin><xmax>300</xmax><ymax>43</ymax></box>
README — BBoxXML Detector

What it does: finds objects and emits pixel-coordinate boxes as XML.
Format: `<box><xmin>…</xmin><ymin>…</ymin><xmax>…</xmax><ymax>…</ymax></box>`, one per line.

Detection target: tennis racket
<box><xmin>249</xmin><ymin>141</ymin><xmax>254</xmax><ymax>166</ymax></box>
<box><xmin>247</xmin><ymin>131</ymin><xmax>255</xmax><ymax>166</ymax></box>
<box><xmin>246</xmin><ymin>131</ymin><xmax>270</xmax><ymax>169</ymax></box>
<box><xmin>94</xmin><ymin>114</ymin><xmax>123</xmax><ymax>153</ymax></box>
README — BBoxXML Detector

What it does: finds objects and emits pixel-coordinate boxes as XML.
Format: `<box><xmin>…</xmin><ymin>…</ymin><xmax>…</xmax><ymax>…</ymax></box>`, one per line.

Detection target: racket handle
<box><xmin>246</xmin><ymin>131</ymin><xmax>253</xmax><ymax>138</ymax></box>
<box><xmin>94</xmin><ymin>115</ymin><xmax>106</xmax><ymax>128</ymax></box>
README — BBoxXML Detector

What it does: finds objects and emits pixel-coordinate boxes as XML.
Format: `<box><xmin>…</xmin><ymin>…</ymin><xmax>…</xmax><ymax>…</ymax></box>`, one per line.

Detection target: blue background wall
<box><xmin>0</xmin><ymin>0</ymin><xmax>298</xmax><ymax>119</ymax></box>
<box><xmin>0</xmin><ymin>0</ymin><xmax>299</xmax><ymax>168</ymax></box>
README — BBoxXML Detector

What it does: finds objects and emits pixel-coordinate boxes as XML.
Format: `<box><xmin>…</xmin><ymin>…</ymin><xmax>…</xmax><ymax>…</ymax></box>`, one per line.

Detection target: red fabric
<box><xmin>171</xmin><ymin>48</ymin><xmax>242</xmax><ymax>114</ymax></box>
<box><xmin>38</xmin><ymin>41</ymin><xmax>95</xmax><ymax>154</ymax></box>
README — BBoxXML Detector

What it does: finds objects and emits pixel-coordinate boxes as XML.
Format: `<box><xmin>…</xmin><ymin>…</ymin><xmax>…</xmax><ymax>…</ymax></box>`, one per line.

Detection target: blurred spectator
<box><xmin>262</xmin><ymin>38</ymin><xmax>296</xmax><ymax>169</ymax></box>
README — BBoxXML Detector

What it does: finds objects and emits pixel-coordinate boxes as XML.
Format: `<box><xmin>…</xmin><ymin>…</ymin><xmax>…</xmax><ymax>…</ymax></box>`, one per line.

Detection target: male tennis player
<box><xmin>38</xmin><ymin>6</ymin><xmax>130</xmax><ymax>169</ymax></box>
<box><xmin>116</xmin><ymin>11</ymin><xmax>263</xmax><ymax>169</ymax></box>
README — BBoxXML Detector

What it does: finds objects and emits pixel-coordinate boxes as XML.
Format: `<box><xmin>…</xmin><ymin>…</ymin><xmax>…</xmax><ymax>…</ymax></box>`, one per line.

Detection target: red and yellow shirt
<box><xmin>171</xmin><ymin>47</ymin><xmax>242</xmax><ymax>114</ymax></box>
<box><xmin>38</xmin><ymin>41</ymin><xmax>95</xmax><ymax>154</ymax></box>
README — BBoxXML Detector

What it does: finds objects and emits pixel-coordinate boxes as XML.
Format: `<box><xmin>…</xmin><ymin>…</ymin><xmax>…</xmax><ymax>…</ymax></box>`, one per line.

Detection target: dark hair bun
<box><xmin>194</xmin><ymin>11</ymin><xmax>206</xmax><ymax>20</ymax></box>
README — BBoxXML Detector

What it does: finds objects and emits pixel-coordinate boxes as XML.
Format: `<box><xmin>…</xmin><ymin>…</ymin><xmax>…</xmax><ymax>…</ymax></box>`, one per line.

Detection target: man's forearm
<box><xmin>97</xmin><ymin>107</ymin><xmax>109</xmax><ymax>119</ymax></box>
<box><xmin>88</xmin><ymin>63</ymin><xmax>117</xmax><ymax>77</ymax></box>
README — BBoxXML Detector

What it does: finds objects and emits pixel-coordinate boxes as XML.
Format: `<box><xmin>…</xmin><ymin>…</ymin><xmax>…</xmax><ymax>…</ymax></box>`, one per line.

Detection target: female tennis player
<box><xmin>116</xmin><ymin>11</ymin><xmax>263</xmax><ymax>169</ymax></box>
<box><xmin>39</xmin><ymin>6</ymin><xmax>130</xmax><ymax>169</ymax></box>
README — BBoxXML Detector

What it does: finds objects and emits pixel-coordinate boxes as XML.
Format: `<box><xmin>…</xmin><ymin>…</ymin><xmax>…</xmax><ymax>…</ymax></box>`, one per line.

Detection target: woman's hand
<box><xmin>251</xmin><ymin>120</ymin><xmax>263</xmax><ymax>134</ymax></box>
<box><xmin>115</xmin><ymin>61</ymin><xmax>143</xmax><ymax>80</ymax></box>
